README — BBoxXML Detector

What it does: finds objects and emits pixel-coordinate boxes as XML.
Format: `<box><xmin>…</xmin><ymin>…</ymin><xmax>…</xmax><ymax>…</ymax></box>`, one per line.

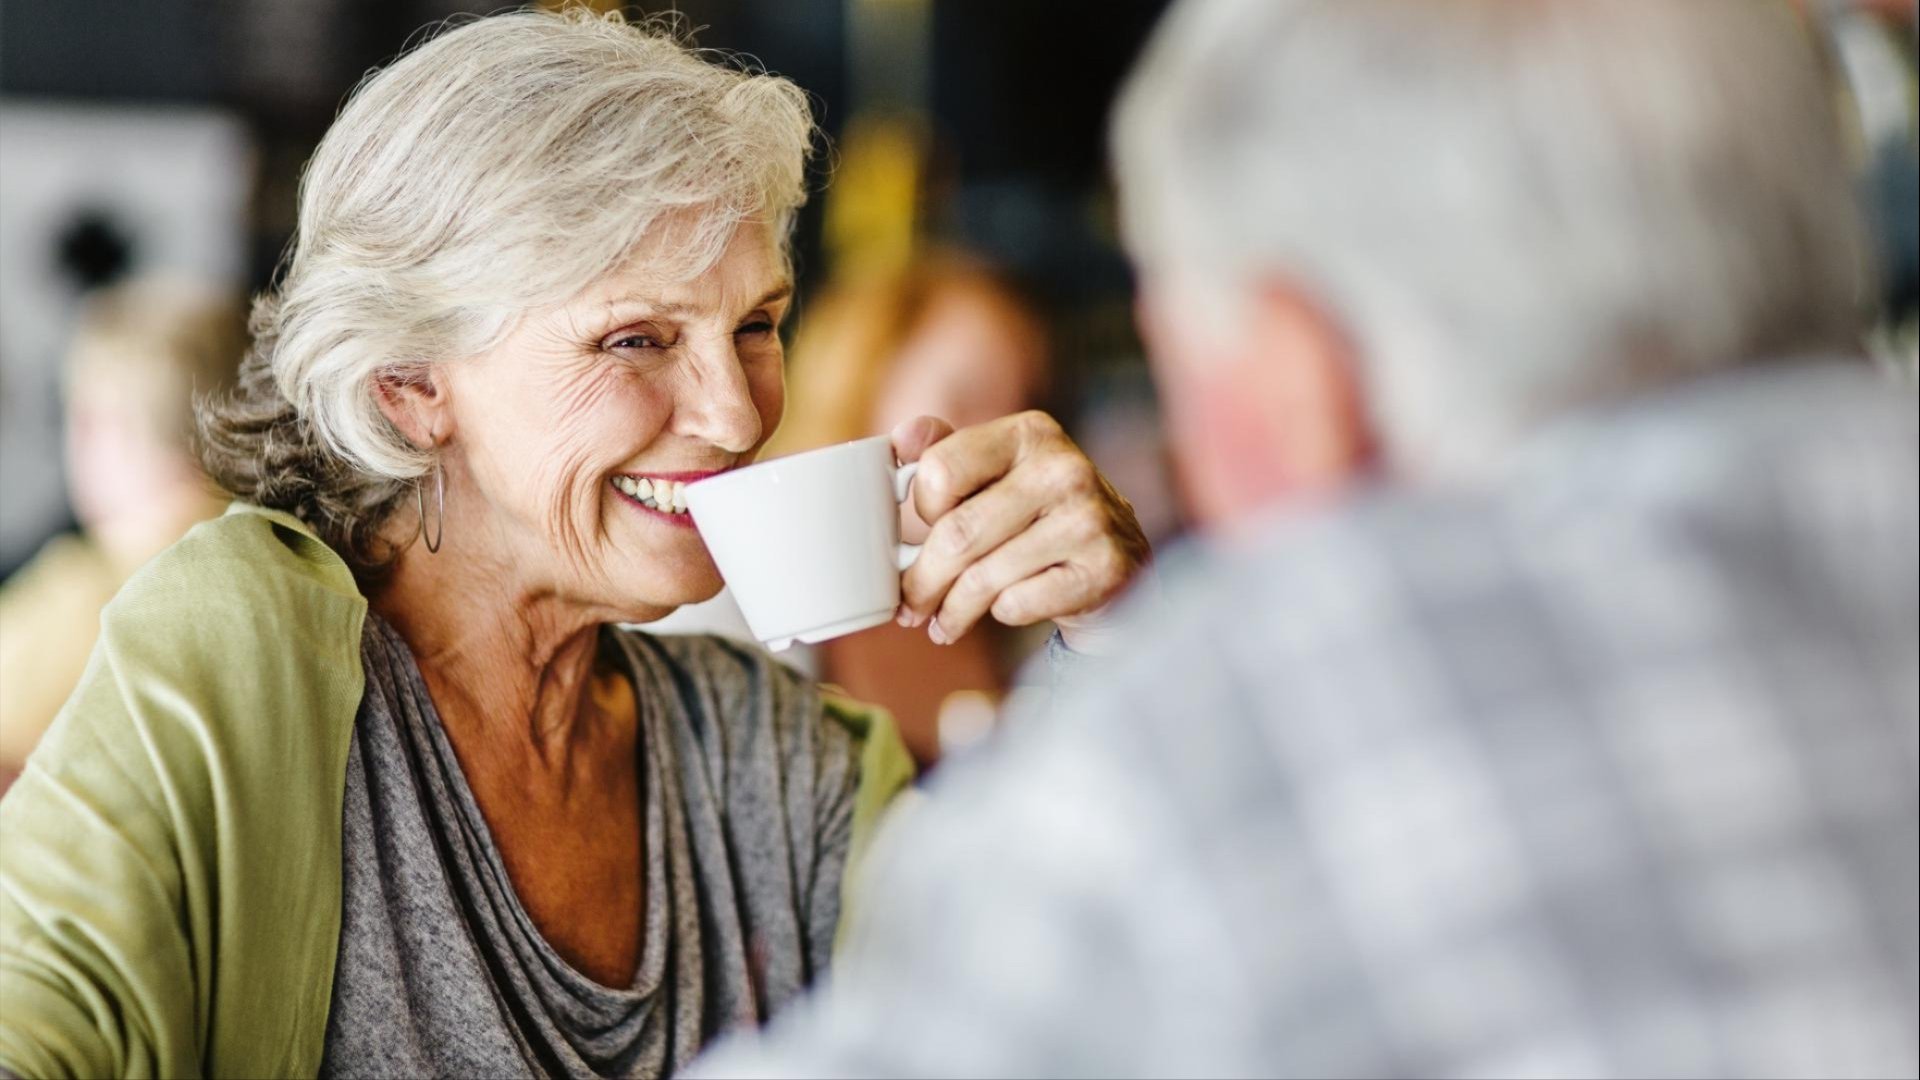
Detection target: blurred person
<box><xmin>0</xmin><ymin>278</ymin><xmax>244</xmax><ymax>778</ymax></box>
<box><xmin>692</xmin><ymin>1</ymin><xmax>1920</xmax><ymax>1077</ymax></box>
<box><xmin>0</xmin><ymin>10</ymin><xmax>1148</xmax><ymax>1079</ymax></box>
<box><xmin>772</xmin><ymin>255</ymin><xmax>1054</xmax><ymax>763</ymax></box>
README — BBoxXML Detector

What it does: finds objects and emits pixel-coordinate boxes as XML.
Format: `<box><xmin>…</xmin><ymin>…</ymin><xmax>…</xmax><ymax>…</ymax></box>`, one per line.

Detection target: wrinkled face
<box><xmin>437</xmin><ymin>221</ymin><xmax>790</xmax><ymax>617</ymax></box>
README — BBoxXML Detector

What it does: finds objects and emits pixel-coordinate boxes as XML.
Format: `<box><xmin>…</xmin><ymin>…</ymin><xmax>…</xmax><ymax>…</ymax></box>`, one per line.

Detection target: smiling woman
<box><xmin>198</xmin><ymin>12</ymin><xmax>810</xmax><ymax>579</ymax></box>
<box><xmin>0</xmin><ymin>7</ymin><xmax>1148</xmax><ymax>1079</ymax></box>
<box><xmin>366</xmin><ymin>221</ymin><xmax>796</xmax><ymax>624</ymax></box>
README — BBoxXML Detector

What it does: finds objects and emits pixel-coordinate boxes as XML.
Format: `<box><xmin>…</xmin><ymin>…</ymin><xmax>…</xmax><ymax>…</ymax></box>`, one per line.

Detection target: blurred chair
<box><xmin>770</xmin><ymin>253</ymin><xmax>1051</xmax><ymax>764</ymax></box>
<box><xmin>0</xmin><ymin>278</ymin><xmax>245</xmax><ymax>775</ymax></box>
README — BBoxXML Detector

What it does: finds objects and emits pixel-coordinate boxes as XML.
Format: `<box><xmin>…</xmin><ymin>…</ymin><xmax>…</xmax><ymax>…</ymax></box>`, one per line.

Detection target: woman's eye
<box><xmin>736</xmin><ymin>320</ymin><xmax>776</xmax><ymax>338</ymax></box>
<box><xmin>610</xmin><ymin>334</ymin><xmax>664</xmax><ymax>350</ymax></box>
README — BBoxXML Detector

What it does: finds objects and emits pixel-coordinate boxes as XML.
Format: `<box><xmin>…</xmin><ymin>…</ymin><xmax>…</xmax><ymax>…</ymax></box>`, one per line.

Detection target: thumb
<box><xmin>889</xmin><ymin>414</ymin><xmax>956</xmax><ymax>464</ymax></box>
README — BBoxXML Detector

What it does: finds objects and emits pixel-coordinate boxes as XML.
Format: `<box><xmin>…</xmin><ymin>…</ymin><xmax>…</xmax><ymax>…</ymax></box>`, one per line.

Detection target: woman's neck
<box><xmin>371</xmin><ymin>535</ymin><xmax>631</xmax><ymax>767</ymax></box>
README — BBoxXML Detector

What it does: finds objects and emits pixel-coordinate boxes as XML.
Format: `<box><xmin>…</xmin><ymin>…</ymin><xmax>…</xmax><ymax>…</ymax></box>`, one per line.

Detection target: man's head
<box><xmin>1113</xmin><ymin>0</ymin><xmax>1868</xmax><ymax>528</ymax></box>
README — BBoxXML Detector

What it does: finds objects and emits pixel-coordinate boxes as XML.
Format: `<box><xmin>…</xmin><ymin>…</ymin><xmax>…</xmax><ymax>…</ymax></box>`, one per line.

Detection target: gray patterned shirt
<box><xmin>694</xmin><ymin>361</ymin><xmax>1920</xmax><ymax>1079</ymax></box>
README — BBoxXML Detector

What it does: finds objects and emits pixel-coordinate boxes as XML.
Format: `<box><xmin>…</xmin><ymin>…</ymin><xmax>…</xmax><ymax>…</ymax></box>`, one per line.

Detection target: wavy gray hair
<box><xmin>1113</xmin><ymin>0</ymin><xmax>1869</xmax><ymax>477</ymax></box>
<box><xmin>200</xmin><ymin>8</ymin><xmax>813</xmax><ymax>572</ymax></box>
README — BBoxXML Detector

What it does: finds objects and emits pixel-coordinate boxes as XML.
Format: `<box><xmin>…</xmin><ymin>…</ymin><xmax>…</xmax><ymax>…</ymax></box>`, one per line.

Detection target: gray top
<box><xmin>319</xmin><ymin>616</ymin><xmax>859</xmax><ymax>1078</ymax></box>
<box><xmin>694</xmin><ymin>361</ymin><xmax>1920</xmax><ymax>1079</ymax></box>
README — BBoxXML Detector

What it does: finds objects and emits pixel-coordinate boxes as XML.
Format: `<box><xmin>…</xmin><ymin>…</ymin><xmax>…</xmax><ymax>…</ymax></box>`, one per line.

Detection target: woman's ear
<box><xmin>373</xmin><ymin>367</ymin><xmax>452</xmax><ymax>450</ymax></box>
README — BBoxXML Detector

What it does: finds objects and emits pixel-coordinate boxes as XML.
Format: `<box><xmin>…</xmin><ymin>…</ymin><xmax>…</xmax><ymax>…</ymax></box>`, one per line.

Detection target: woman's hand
<box><xmin>891</xmin><ymin>412</ymin><xmax>1151</xmax><ymax>653</ymax></box>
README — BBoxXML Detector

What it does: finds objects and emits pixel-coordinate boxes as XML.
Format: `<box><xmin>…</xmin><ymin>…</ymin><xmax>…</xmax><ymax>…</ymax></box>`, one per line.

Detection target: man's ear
<box><xmin>373</xmin><ymin>366</ymin><xmax>452</xmax><ymax>450</ymax></box>
<box><xmin>1137</xmin><ymin>275</ymin><xmax>1374</xmax><ymax>529</ymax></box>
<box><xmin>1232</xmin><ymin>282</ymin><xmax>1373</xmax><ymax>494</ymax></box>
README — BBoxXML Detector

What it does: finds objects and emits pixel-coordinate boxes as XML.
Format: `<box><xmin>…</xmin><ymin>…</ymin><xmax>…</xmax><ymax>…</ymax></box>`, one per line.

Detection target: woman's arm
<box><xmin>0</xmin><ymin>676</ymin><xmax>202</xmax><ymax>1078</ymax></box>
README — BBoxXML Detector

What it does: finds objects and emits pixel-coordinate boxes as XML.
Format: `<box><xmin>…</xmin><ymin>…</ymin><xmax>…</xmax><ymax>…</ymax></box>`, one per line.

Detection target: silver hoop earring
<box><xmin>416</xmin><ymin>459</ymin><xmax>445</xmax><ymax>554</ymax></box>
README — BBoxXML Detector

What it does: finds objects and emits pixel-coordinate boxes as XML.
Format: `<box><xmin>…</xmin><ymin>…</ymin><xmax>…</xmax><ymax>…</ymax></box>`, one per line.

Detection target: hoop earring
<box><xmin>416</xmin><ymin>459</ymin><xmax>445</xmax><ymax>554</ymax></box>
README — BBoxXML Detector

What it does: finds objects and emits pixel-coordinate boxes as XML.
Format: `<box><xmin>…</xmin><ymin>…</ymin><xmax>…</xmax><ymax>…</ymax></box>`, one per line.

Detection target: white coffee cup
<box><xmin>685</xmin><ymin>435</ymin><xmax>920</xmax><ymax>652</ymax></box>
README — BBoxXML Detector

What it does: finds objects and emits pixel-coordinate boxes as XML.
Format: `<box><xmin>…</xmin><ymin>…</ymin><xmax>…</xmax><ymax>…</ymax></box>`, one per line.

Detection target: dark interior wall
<box><xmin>931</xmin><ymin>0</ymin><xmax>1167</xmax><ymax>186</ymax></box>
<box><xmin>925</xmin><ymin>0</ymin><xmax>1167</xmax><ymax>314</ymax></box>
<box><xmin>1</xmin><ymin>0</ymin><xmax>846</xmax><ymax>293</ymax></box>
<box><xmin>2</xmin><ymin>0</ymin><xmax>227</xmax><ymax>101</ymax></box>
<box><xmin>2</xmin><ymin>0</ymin><xmax>1165</xmax><ymax>297</ymax></box>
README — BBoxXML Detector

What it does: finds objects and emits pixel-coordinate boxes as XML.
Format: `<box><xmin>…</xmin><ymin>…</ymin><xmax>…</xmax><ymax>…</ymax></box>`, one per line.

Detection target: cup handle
<box><xmin>892</xmin><ymin>460</ymin><xmax>919</xmax><ymax>503</ymax></box>
<box><xmin>893</xmin><ymin>461</ymin><xmax>921</xmax><ymax>571</ymax></box>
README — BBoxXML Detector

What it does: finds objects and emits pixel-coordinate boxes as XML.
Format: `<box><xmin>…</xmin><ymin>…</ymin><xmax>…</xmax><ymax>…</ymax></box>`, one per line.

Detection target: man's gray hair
<box><xmin>1113</xmin><ymin>0</ymin><xmax>1869</xmax><ymax>475</ymax></box>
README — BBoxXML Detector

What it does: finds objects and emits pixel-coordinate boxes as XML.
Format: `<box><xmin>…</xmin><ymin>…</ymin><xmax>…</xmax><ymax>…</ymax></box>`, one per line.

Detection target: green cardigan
<box><xmin>0</xmin><ymin>504</ymin><xmax>913</xmax><ymax>1078</ymax></box>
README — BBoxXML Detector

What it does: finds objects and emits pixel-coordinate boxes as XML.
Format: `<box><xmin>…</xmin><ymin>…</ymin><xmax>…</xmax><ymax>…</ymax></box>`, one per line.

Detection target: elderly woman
<box><xmin>0</xmin><ymin>11</ymin><xmax>1148</xmax><ymax>1079</ymax></box>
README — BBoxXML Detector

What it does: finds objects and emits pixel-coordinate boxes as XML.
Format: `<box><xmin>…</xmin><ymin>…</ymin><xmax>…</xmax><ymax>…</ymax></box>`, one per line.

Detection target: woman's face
<box><xmin>432</xmin><ymin>222</ymin><xmax>790</xmax><ymax>618</ymax></box>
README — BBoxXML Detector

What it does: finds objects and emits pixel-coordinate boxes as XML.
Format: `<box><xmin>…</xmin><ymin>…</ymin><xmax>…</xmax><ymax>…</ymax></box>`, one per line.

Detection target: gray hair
<box><xmin>201</xmin><ymin>7</ymin><xmax>813</xmax><ymax>570</ymax></box>
<box><xmin>1113</xmin><ymin>0</ymin><xmax>1869</xmax><ymax>476</ymax></box>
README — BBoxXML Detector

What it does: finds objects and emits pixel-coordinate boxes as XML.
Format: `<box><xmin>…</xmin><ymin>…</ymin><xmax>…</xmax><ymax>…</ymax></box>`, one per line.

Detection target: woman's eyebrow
<box><xmin>748</xmin><ymin>282</ymin><xmax>794</xmax><ymax>312</ymax></box>
<box><xmin>599</xmin><ymin>281</ymin><xmax>793</xmax><ymax>321</ymax></box>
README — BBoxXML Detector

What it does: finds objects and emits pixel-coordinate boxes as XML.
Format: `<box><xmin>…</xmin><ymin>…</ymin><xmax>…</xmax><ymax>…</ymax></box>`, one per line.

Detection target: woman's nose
<box><xmin>674</xmin><ymin>341</ymin><xmax>762</xmax><ymax>454</ymax></box>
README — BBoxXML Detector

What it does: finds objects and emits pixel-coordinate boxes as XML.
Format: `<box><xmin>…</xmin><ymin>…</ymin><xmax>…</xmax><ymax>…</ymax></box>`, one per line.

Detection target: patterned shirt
<box><xmin>692</xmin><ymin>361</ymin><xmax>1919</xmax><ymax>1079</ymax></box>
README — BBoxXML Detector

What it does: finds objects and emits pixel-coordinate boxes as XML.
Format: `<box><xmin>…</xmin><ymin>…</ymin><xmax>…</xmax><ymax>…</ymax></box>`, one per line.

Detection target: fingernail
<box><xmin>895</xmin><ymin>605</ymin><xmax>912</xmax><ymax>627</ymax></box>
<box><xmin>928</xmin><ymin>618</ymin><xmax>950</xmax><ymax>645</ymax></box>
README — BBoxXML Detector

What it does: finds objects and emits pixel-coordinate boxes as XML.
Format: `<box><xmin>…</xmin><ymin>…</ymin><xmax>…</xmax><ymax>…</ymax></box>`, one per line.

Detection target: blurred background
<box><xmin>0</xmin><ymin>0</ymin><xmax>1190</xmax><ymax>768</ymax></box>
<box><xmin>0</xmin><ymin>0</ymin><xmax>1186</xmax><ymax>571</ymax></box>
<box><xmin>1</xmin><ymin>0</ymin><xmax>1914</xmax><ymax>767</ymax></box>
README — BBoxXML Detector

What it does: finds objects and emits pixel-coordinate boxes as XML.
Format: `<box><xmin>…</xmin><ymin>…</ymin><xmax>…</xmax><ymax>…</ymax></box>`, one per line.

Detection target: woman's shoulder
<box><xmin>111</xmin><ymin>504</ymin><xmax>364</xmax><ymax>625</ymax></box>
<box><xmin>30</xmin><ymin>503</ymin><xmax>369</xmax><ymax>785</ymax></box>
<box><xmin>615</xmin><ymin>630</ymin><xmax>819</xmax><ymax>730</ymax></box>
<box><xmin>610</xmin><ymin>627</ymin><xmax>913</xmax><ymax>814</ymax></box>
<box><xmin>14</xmin><ymin>503</ymin><xmax>370</xmax><ymax>882</ymax></box>
<box><xmin>614</xmin><ymin>628</ymin><xmax>878</xmax><ymax>777</ymax></box>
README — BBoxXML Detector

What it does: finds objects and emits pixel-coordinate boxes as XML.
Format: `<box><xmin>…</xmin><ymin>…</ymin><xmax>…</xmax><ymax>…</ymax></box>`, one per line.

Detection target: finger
<box><xmin>984</xmin><ymin>506</ymin><xmax>1141</xmax><ymax>632</ymax></box>
<box><xmin>892</xmin><ymin>415</ymin><xmax>958</xmax><ymax>541</ymax></box>
<box><xmin>899</xmin><ymin>472</ymin><xmax>1049</xmax><ymax>620</ymax></box>
<box><xmin>908</xmin><ymin>410</ymin><xmax>1066</xmax><ymax>529</ymax></box>
<box><xmin>888</xmin><ymin>415</ymin><xmax>956</xmax><ymax>465</ymax></box>
<box><xmin>926</xmin><ymin>509</ymin><xmax>1090</xmax><ymax>642</ymax></box>
<box><xmin>983</xmin><ymin>561</ymin><xmax>1115</xmax><ymax>634</ymax></box>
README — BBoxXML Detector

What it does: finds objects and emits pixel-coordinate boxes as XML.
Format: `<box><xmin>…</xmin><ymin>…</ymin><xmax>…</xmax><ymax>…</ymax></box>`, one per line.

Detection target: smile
<box><xmin>610</xmin><ymin>470</ymin><xmax>722</xmax><ymax>528</ymax></box>
<box><xmin>614</xmin><ymin>474</ymin><xmax>689</xmax><ymax>513</ymax></box>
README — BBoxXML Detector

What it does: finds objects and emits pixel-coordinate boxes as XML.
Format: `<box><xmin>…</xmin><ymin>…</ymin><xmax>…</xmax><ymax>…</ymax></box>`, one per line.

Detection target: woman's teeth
<box><xmin>614</xmin><ymin>475</ymin><xmax>689</xmax><ymax>514</ymax></box>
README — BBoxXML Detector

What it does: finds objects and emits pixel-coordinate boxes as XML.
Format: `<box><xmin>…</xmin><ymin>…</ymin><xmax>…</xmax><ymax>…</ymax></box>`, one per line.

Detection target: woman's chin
<box><xmin>607</xmin><ymin>555</ymin><xmax>725</xmax><ymax>619</ymax></box>
<box><xmin>670</xmin><ymin>564</ymin><xmax>727</xmax><ymax>606</ymax></box>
